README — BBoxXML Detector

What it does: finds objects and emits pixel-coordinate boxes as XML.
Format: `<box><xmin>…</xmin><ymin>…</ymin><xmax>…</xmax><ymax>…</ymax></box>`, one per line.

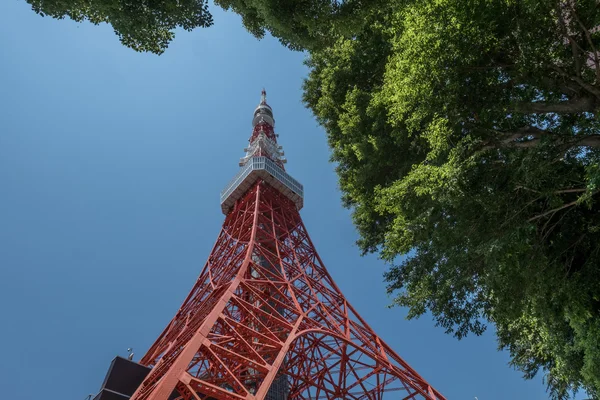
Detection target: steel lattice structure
<box><xmin>130</xmin><ymin>91</ymin><xmax>445</xmax><ymax>400</ymax></box>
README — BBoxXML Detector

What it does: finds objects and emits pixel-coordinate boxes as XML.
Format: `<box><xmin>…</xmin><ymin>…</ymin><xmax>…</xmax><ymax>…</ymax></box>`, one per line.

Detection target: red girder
<box><xmin>251</xmin><ymin>123</ymin><xmax>276</xmax><ymax>143</ymax></box>
<box><xmin>131</xmin><ymin>181</ymin><xmax>445</xmax><ymax>400</ymax></box>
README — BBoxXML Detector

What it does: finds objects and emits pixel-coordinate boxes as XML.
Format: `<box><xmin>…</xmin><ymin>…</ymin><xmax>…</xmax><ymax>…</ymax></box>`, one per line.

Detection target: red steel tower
<box><xmin>129</xmin><ymin>91</ymin><xmax>446</xmax><ymax>400</ymax></box>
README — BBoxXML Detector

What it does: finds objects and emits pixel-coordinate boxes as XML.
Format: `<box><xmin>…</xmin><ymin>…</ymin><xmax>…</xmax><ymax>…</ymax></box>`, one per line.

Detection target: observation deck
<box><xmin>220</xmin><ymin>156</ymin><xmax>303</xmax><ymax>214</ymax></box>
<box><xmin>220</xmin><ymin>90</ymin><xmax>303</xmax><ymax>215</ymax></box>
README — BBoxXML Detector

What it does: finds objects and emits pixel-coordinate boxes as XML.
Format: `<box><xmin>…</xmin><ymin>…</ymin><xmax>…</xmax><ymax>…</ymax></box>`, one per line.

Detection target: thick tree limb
<box><xmin>500</xmin><ymin>126</ymin><xmax>547</xmax><ymax>146</ymax></box>
<box><xmin>508</xmin><ymin>140</ymin><xmax>542</xmax><ymax>148</ymax></box>
<box><xmin>512</xmin><ymin>96</ymin><xmax>596</xmax><ymax>114</ymax></box>
<box><xmin>569</xmin><ymin>36</ymin><xmax>583</xmax><ymax>78</ymax></box>
<box><xmin>552</xmin><ymin>66</ymin><xmax>600</xmax><ymax>99</ymax></box>
<box><xmin>506</xmin><ymin>133</ymin><xmax>600</xmax><ymax>149</ymax></box>
<box><xmin>567</xmin><ymin>1</ymin><xmax>600</xmax><ymax>82</ymax></box>
<box><xmin>480</xmin><ymin>126</ymin><xmax>545</xmax><ymax>150</ymax></box>
<box><xmin>481</xmin><ymin>126</ymin><xmax>600</xmax><ymax>150</ymax></box>
<box><xmin>556</xmin><ymin>1</ymin><xmax>583</xmax><ymax>77</ymax></box>
<box><xmin>575</xmin><ymin>135</ymin><xmax>600</xmax><ymax>147</ymax></box>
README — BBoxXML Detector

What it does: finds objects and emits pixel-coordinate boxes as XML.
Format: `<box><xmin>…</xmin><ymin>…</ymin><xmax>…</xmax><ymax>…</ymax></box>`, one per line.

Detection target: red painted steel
<box><xmin>130</xmin><ymin>181</ymin><xmax>445</xmax><ymax>400</ymax></box>
<box><xmin>130</xmin><ymin>91</ymin><xmax>444</xmax><ymax>400</ymax></box>
<box><xmin>251</xmin><ymin>123</ymin><xmax>276</xmax><ymax>143</ymax></box>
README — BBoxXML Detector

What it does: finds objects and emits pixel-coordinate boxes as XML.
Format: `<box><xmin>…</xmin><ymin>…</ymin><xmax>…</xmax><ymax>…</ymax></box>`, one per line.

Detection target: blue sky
<box><xmin>0</xmin><ymin>2</ymin><xmax>561</xmax><ymax>400</ymax></box>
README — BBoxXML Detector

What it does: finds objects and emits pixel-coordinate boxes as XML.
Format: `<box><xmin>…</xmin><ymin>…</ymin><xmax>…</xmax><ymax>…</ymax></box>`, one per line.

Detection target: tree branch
<box><xmin>552</xmin><ymin>66</ymin><xmax>600</xmax><ymax>99</ymax></box>
<box><xmin>528</xmin><ymin>199</ymin><xmax>580</xmax><ymax>222</ymax></box>
<box><xmin>574</xmin><ymin>135</ymin><xmax>600</xmax><ymax>148</ymax></box>
<box><xmin>514</xmin><ymin>187</ymin><xmax>586</xmax><ymax>194</ymax></box>
<box><xmin>480</xmin><ymin>125</ymin><xmax>600</xmax><ymax>150</ymax></box>
<box><xmin>506</xmin><ymin>132</ymin><xmax>600</xmax><ymax>149</ymax></box>
<box><xmin>501</xmin><ymin>126</ymin><xmax>548</xmax><ymax>145</ymax></box>
<box><xmin>554</xmin><ymin>188</ymin><xmax>587</xmax><ymax>194</ymax></box>
<box><xmin>480</xmin><ymin>126</ymin><xmax>546</xmax><ymax>150</ymax></box>
<box><xmin>528</xmin><ymin>191</ymin><xmax>598</xmax><ymax>222</ymax></box>
<box><xmin>540</xmin><ymin>205</ymin><xmax>572</xmax><ymax>242</ymax></box>
<box><xmin>570</xmin><ymin>36</ymin><xmax>583</xmax><ymax>78</ymax></box>
<box><xmin>556</xmin><ymin>1</ymin><xmax>583</xmax><ymax>77</ymax></box>
<box><xmin>512</xmin><ymin>96</ymin><xmax>596</xmax><ymax>114</ymax></box>
<box><xmin>566</xmin><ymin>1</ymin><xmax>600</xmax><ymax>82</ymax></box>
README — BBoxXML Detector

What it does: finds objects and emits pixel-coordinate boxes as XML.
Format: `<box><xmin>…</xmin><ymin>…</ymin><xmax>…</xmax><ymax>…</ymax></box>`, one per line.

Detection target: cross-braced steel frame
<box><xmin>131</xmin><ymin>182</ymin><xmax>445</xmax><ymax>400</ymax></box>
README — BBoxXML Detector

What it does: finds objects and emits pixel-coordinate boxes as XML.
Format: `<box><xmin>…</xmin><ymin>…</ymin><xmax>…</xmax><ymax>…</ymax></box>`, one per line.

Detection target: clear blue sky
<box><xmin>0</xmin><ymin>2</ymin><xmax>564</xmax><ymax>400</ymax></box>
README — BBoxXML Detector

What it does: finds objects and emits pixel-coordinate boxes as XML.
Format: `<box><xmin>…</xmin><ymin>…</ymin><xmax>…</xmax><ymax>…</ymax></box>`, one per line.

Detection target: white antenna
<box><xmin>127</xmin><ymin>347</ymin><xmax>134</xmax><ymax>361</ymax></box>
<box><xmin>260</xmin><ymin>88</ymin><xmax>267</xmax><ymax>104</ymax></box>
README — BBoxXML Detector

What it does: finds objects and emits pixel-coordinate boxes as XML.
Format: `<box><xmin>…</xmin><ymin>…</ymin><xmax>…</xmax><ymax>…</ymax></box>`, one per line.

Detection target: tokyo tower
<box><xmin>92</xmin><ymin>91</ymin><xmax>445</xmax><ymax>400</ymax></box>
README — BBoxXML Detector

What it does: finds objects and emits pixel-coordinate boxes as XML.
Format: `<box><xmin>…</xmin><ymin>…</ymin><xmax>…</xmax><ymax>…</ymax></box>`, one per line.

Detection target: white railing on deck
<box><xmin>220</xmin><ymin>157</ymin><xmax>303</xmax><ymax>205</ymax></box>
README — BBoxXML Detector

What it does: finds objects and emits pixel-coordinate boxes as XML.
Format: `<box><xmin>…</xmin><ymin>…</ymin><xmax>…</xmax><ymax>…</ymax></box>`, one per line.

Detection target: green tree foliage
<box><xmin>214</xmin><ymin>0</ymin><xmax>379</xmax><ymax>50</ymax></box>
<box><xmin>26</xmin><ymin>0</ymin><xmax>213</xmax><ymax>54</ymax></box>
<box><xmin>26</xmin><ymin>0</ymin><xmax>370</xmax><ymax>53</ymax></box>
<box><xmin>301</xmin><ymin>1</ymin><xmax>600</xmax><ymax>399</ymax></box>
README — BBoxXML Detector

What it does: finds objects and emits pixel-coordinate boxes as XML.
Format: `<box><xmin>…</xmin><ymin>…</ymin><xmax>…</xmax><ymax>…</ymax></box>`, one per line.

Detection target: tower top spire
<box><xmin>220</xmin><ymin>91</ymin><xmax>302</xmax><ymax>214</ymax></box>
<box><xmin>260</xmin><ymin>88</ymin><xmax>267</xmax><ymax>104</ymax></box>
<box><xmin>252</xmin><ymin>89</ymin><xmax>274</xmax><ymax>129</ymax></box>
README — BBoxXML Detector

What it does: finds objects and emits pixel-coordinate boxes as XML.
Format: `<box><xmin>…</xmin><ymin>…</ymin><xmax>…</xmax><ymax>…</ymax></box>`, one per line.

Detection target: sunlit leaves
<box><xmin>300</xmin><ymin>1</ymin><xmax>600</xmax><ymax>399</ymax></box>
<box><xmin>26</xmin><ymin>0</ymin><xmax>213</xmax><ymax>54</ymax></box>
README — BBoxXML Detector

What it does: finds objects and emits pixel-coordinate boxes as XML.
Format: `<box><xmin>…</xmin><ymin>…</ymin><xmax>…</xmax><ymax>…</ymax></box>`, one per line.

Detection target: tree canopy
<box><xmin>26</xmin><ymin>0</ymin><xmax>213</xmax><ymax>54</ymax></box>
<box><xmin>26</xmin><ymin>0</ymin><xmax>375</xmax><ymax>53</ymax></box>
<box><xmin>214</xmin><ymin>0</ymin><xmax>379</xmax><ymax>50</ymax></box>
<box><xmin>301</xmin><ymin>1</ymin><xmax>600</xmax><ymax>399</ymax></box>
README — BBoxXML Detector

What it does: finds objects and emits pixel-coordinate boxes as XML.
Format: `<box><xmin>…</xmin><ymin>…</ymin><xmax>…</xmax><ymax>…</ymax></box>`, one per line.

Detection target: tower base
<box><xmin>93</xmin><ymin>356</ymin><xmax>288</xmax><ymax>400</ymax></box>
